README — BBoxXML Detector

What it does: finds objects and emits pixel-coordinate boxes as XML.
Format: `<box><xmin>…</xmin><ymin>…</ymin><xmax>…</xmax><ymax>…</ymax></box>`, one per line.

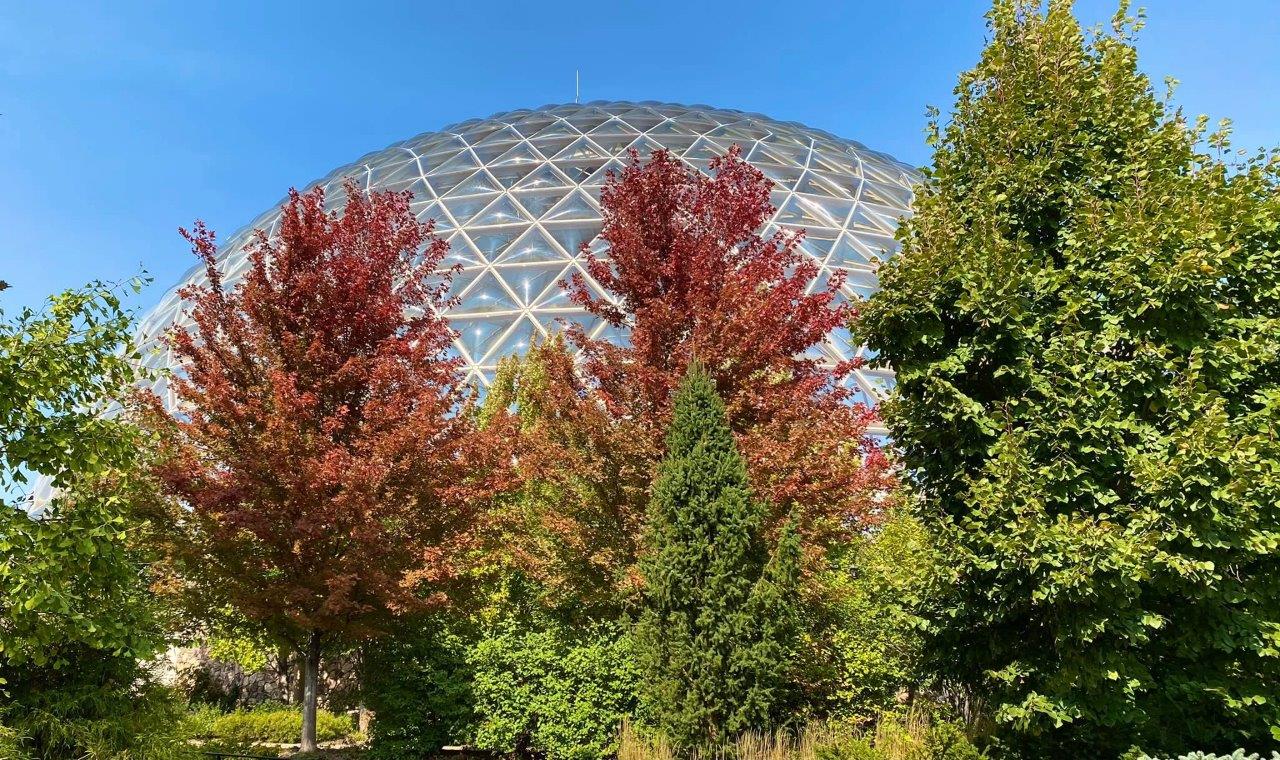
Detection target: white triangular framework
<box><xmin>426</xmin><ymin>149</ymin><xmax>480</xmax><ymax>175</ymax></box>
<box><xmin>587</xmin><ymin>118</ymin><xmax>641</xmax><ymax>138</ymax></box>
<box><xmin>470</xmin><ymin>195</ymin><xmax>532</xmax><ymax>226</ymax></box>
<box><xmin>446</xmin><ymin>170</ymin><xmax>502</xmax><ymax>197</ymax></box>
<box><xmin>530</xmin><ymin>269</ymin><xmax>579</xmax><ymax>309</ymax></box>
<box><xmin>541</xmin><ymin>191</ymin><xmax>598</xmax><ymax>222</ymax></box>
<box><xmin>452</xmin><ymin>270</ymin><xmax>521</xmax><ymax>315</ymax></box>
<box><xmin>467</xmin><ymin>228</ymin><xmax>523</xmax><ymax>263</ymax></box>
<box><xmin>544</xmin><ymin>223</ymin><xmax>602</xmax><ymax>260</ymax></box>
<box><xmin>505</xmin><ymin>263</ymin><xmax>570</xmax><ymax>307</ymax></box>
<box><xmin>491</xmin><ymin>141</ymin><xmax>544</xmax><ymax>166</ymax></box>
<box><xmin>441</xmin><ymin>194</ymin><xmax>496</xmax><ymax>225</ymax></box>
<box><xmin>510</xmin><ymin>189</ymin><xmax>564</xmax><ymax>219</ymax></box>
<box><xmin>129</xmin><ymin>102</ymin><xmax>921</xmax><ymax>436</ymax></box>
<box><xmin>511</xmin><ymin>163</ymin><xmax>572</xmax><ymax>191</ymax></box>
<box><xmin>493</xmin><ymin>227</ymin><xmax>569</xmax><ymax>265</ymax></box>
<box><xmin>486</xmin><ymin>316</ymin><xmax>544</xmax><ymax>363</ymax></box>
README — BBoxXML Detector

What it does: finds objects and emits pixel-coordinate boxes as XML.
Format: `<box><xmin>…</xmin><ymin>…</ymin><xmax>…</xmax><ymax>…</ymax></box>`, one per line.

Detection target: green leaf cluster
<box><xmin>469</xmin><ymin>596</ymin><xmax>637</xmax><ymax>760</ymax></box>
<box><xmin>182</xmin><ymin>702</ymin><xmax>356</xmax><ymax>744</ymax></box>
<box><xmin>0</xmin><ymin>279</ymin><xmax>159</xmax><ymax>668</ymax></box>
<box><xmin>362</xmin><ymin>579</ymin><xmax>638</xmax><ymax>760</ymax></box>
<box><xmin>0</xmin><ymin>279</ymin><xmax>144</xmax><ymax>499</ymax></box>
<box><xmin>856</xmin><ymin>0</ymin><xmax>1280</xmax><ymax>754</ymax></box>
<box><xmin>808</xmin><ymin>509</ymin><xmax>935</xmax><ymax>723</ymax></box>
<box><xmin>1136</xmin><ymin>747</ymin><xmax>1274</xmax><ymax>752</ymax></box>
<box><xmin>362</xmin><ymin>613</ymin><xmax>477</xmax><ymax>759</ymax></box>
<box><xmin>634</xmin><ymin>363</ymin><xmax>801</xmax><ymax>749</ymax></box>
<box><xmin>0</xmin><ymin>278</ymin><xmax>186</xmax><ymax>758</ymax></box>
<box><xmin>1</xmin><ymin>652</ymin><xmax>189</xmax><ymax>760</ymax></box>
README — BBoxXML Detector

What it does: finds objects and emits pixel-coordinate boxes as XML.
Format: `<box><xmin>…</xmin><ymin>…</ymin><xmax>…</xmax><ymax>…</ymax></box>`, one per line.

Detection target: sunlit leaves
<box><xmin>855</xmin><ymin>0</ymin><xmax>1280</xmax><ymax>754</ymax></box>
<box><xmin>0</xmin><ymin>278</ymin><xmax>160</xmax><ymax>670</ymax></box>
<box><xmin>148</xmin><ymin>180</ymin><xmax>500</xmax><ymax>645</ymax></box>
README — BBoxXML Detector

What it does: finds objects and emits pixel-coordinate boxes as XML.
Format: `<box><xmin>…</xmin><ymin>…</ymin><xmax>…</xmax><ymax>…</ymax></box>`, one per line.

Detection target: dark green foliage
<box><xmin>1</xmin><ymin>649</ymin><xmax>188</xmax><ymax>760</ymax></box>
<box><xmin>927</xmin><ymin>720</ymin><xmax>988</xmax><ymax>760</ymax></box>
<box><xmin>362</xmin><ymin>615</ymin><xmax>477</xmax><ymax>759</ymax></box>
<box><xmin>634</xmin><ymin>362</ymin><xmax>801</xmax><ymax>749</ymax></box>
<box><xmin>360</xmin><ymin>579</ymin><xmax>638</xmax><ymax>760</ymax></box>
<box><xmin>814</xmin><ymin>737</ymin><xmax>882</xmax><ymax>760</ymax></box>
<box><xmin>856</xmin><ymin>0</ymin><xmax>1280</xmax><ymax>754</ymax></box>
<box><xmin>1136</xmin><ymin>753</ymin><xmax>1280</xmax><ymax>760</ymax></box>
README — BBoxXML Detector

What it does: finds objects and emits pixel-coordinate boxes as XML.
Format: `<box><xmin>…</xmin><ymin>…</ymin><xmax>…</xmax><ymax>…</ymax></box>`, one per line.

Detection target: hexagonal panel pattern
<box><xmin>136</xmin><ymin>101</ymin><xmax>919</xmax><ymax>415</ymax></box>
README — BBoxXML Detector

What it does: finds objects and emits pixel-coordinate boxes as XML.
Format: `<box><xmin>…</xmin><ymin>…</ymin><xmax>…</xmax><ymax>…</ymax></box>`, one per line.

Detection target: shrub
<box><xmin>362</xmin><ymin>614</ymin><xmax>477</xmax><ymax>758</ymax></box>
<box><xmin>1137</xmin><ymin>754</ymin><xmax>1280</xmax><ymax>760</ymax></box>
<box><xmin>184</xmin><ymin>704</ymin><xmax>355</xmax><ymax>744</ymax></box>
<box><xmin>181</xmin><ymin>703</ymin><xmax>224</xmax><ymax>740</ymax></box>
<box><xmin>470</xmin><ymin>610</ymin><xmax>637</xmax><ymax>760</ymax></box>
<box><xmin>0</xmin><ymin>645</ymin><xmax>191</xmax><ymax>760</ymax></box>
<box><xmin>814</xmin><ymin>738</ymin><xmax>882</xmax><ymax>760</ymax></box>
<box><xmin>803</xmin><ymin>509</ymin><xmax>934</xmax><ymax>723</ymax></box>
<box><xmin>361</xmin><ymin>576</ymin><xmax>636</xmax><ymax>760</ymax></box>
<box><xmin>618</xmin><ymin>713</ymin><xmax>985</xmax><ymax>760</ymax></box>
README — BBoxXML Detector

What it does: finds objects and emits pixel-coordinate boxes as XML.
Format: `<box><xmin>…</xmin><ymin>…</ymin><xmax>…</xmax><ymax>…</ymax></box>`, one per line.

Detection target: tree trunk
<box><xmin>300</xmin><ymin>630</ymin><xmax>321</xmax><ymax>752</ymax></box>
<box><xmin>290</xmin><ymin>646</ymin><xmax>305</xmax><ymax>706</ymax></box>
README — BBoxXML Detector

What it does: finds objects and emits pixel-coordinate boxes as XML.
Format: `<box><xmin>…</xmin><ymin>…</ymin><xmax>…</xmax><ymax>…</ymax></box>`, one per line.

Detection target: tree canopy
<box><xmin>148</xmin><ymin>180</ymin><xmax>503</xmax><ymax>749</ymax></box>
<box><xmin>855</xmin><ymin>0</ymin><xmax>1280</xmax><ymax>754</ymax></box>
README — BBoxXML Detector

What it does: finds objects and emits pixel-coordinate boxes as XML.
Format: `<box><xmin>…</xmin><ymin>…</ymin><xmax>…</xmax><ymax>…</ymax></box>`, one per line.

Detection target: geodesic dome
<box><xmin>136</xmin><ymin>101</ymin><xmax>918</xmax><ymax>412</ymax></box>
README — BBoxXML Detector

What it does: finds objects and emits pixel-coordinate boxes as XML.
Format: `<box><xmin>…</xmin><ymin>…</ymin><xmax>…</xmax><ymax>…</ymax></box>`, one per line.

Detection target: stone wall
<box><xmin>154</xmin><ymin>645</ymin><xmax>362</xmax><ymax>711</ymax></box>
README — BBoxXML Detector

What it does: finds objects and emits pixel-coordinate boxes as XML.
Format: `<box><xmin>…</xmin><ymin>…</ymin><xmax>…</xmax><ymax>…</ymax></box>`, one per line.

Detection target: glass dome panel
<box><xmin>136</xmin><ymin>101</ymin><xmax>921</xmax><ymax>435</ymax></box>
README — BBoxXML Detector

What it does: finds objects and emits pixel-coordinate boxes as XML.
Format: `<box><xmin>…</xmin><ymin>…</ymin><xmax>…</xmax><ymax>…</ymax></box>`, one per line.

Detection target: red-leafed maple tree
<box><xmin>565</xmin><ymin>147</ymin><xmax>890</xmax><ymax>543</ymax></box>
<box><xmin>486</xmin><ymin>148</ymin><xmax>891</xmax><ymax>606</ymax></box>
<box><xmin>149</xmin><ymin>180</ymin><xmax>488</xmax><ymax>751</ymax></box>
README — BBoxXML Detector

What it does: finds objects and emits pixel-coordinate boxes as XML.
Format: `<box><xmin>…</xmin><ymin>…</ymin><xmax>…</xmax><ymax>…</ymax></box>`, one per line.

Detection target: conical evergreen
<box><xmin>635</xmin><ymin>362</ymin><xmax>799</xmax><ymax>750</ymax></box>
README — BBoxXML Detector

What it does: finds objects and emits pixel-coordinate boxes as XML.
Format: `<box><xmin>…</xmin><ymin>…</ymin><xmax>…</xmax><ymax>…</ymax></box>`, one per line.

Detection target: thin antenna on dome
<box><xmin>575</xmin><ymin>70</ymin><xmax>580</xmax><ymax>103</ymax></box>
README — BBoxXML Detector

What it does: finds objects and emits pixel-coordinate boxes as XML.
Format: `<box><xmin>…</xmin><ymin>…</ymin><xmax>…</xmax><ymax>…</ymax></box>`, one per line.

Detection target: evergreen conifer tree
<box><xmin>635</xmin><ymin>362</ymin><xmax>800</xmax><ymax>749</ymax></box>
<box><xmin>856</xmin><ymin>1</ymin><xmax>1280</xmax><ymax>754</ymax></box>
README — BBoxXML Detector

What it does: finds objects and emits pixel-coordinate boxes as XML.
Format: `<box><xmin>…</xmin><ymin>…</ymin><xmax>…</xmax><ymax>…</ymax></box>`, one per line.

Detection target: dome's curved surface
<box><xmin>138</xmin><ymin>101</ymin><xmax>918</xmax><ymax>410</ymax></box>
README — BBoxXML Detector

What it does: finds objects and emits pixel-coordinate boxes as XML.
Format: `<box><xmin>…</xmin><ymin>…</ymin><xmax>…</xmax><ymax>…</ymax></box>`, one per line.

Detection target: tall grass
<box><xmin>617</xmin><ymin>708</ymin><xmax>957</xmax><ymax>760</ymax></box>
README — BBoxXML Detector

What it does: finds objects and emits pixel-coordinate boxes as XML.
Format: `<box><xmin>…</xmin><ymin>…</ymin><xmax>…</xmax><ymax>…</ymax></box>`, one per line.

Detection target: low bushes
<box><xmin>1135</xmin><ymin>754</ymin><xmax>1280</xmax><ymax>760</ymax></box>
<box><xmin>183</xmin><ymin>703</ymin><xmax>357</xmax><ymax>745</ymax></box>
<box><xmin>0</xmin><ymin>650</ymin><xmax>190</xmax><ymax>760</ymax></box>
<box><xmin>362</xmin><ymin>615</ymin><xmax>477</xmax><ymax>758</ymax></box>
<box><xmin>617</xmin><ymin>711</ymin><xmax>985</xmax><ymax>760</ymax></box>
<box><xmin>470</xmin><ymin>615</ymin><xmax>637</xmax><ymax>760</ymax></box>
<box><xmin>362</xmin><ymin>583</ymin><xmax>638</xmax><ymax>760</ymax></box>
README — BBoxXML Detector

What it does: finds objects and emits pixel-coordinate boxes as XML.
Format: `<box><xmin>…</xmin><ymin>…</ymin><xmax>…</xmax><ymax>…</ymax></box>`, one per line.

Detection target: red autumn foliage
<box><xmin>148</xmin><ymin>180</ymin><xmax>494</xmax><ymax>642</ymax></box>
<box><xmin>568</xmin><ymin>147</ymin><xmax>853</xmax><ymax>428</ymax></box>
<box><xmin>492</xmin><ymin>147</ymin><xmax>892</xmax><ymax>599</ymax></box>
<box><xmin>568</xmin><ymin>147</ymin><xmax>890</xmax><ymax>537</ymax></box>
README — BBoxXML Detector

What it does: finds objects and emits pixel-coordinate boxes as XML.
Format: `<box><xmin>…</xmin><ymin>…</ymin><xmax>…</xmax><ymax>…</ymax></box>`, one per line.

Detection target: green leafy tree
<box><xmin>0</xmin><ymin>279</ymin><xmax>187</xmax><ymax>758</ymax></box>
<box><xmin>634</xmin><ymin>362</ymin><xmax>801</xmax><ymax>749</ymax></box>
<box><xmin>856</xmin><ymin>1</ymin><xmax>1280</xmax><ymax>754</ymax></box>
<box><xmin>806</xmin><ymin>509</ymin><xmax>934</xmax><ymax>723</ymax></box>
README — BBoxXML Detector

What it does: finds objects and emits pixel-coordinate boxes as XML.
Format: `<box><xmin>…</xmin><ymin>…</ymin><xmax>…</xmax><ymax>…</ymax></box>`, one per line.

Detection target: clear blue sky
<box><xmin>1</xmin><ymin>1</ymin><xmax>1276</xmax><ymax>315</ymax></box>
